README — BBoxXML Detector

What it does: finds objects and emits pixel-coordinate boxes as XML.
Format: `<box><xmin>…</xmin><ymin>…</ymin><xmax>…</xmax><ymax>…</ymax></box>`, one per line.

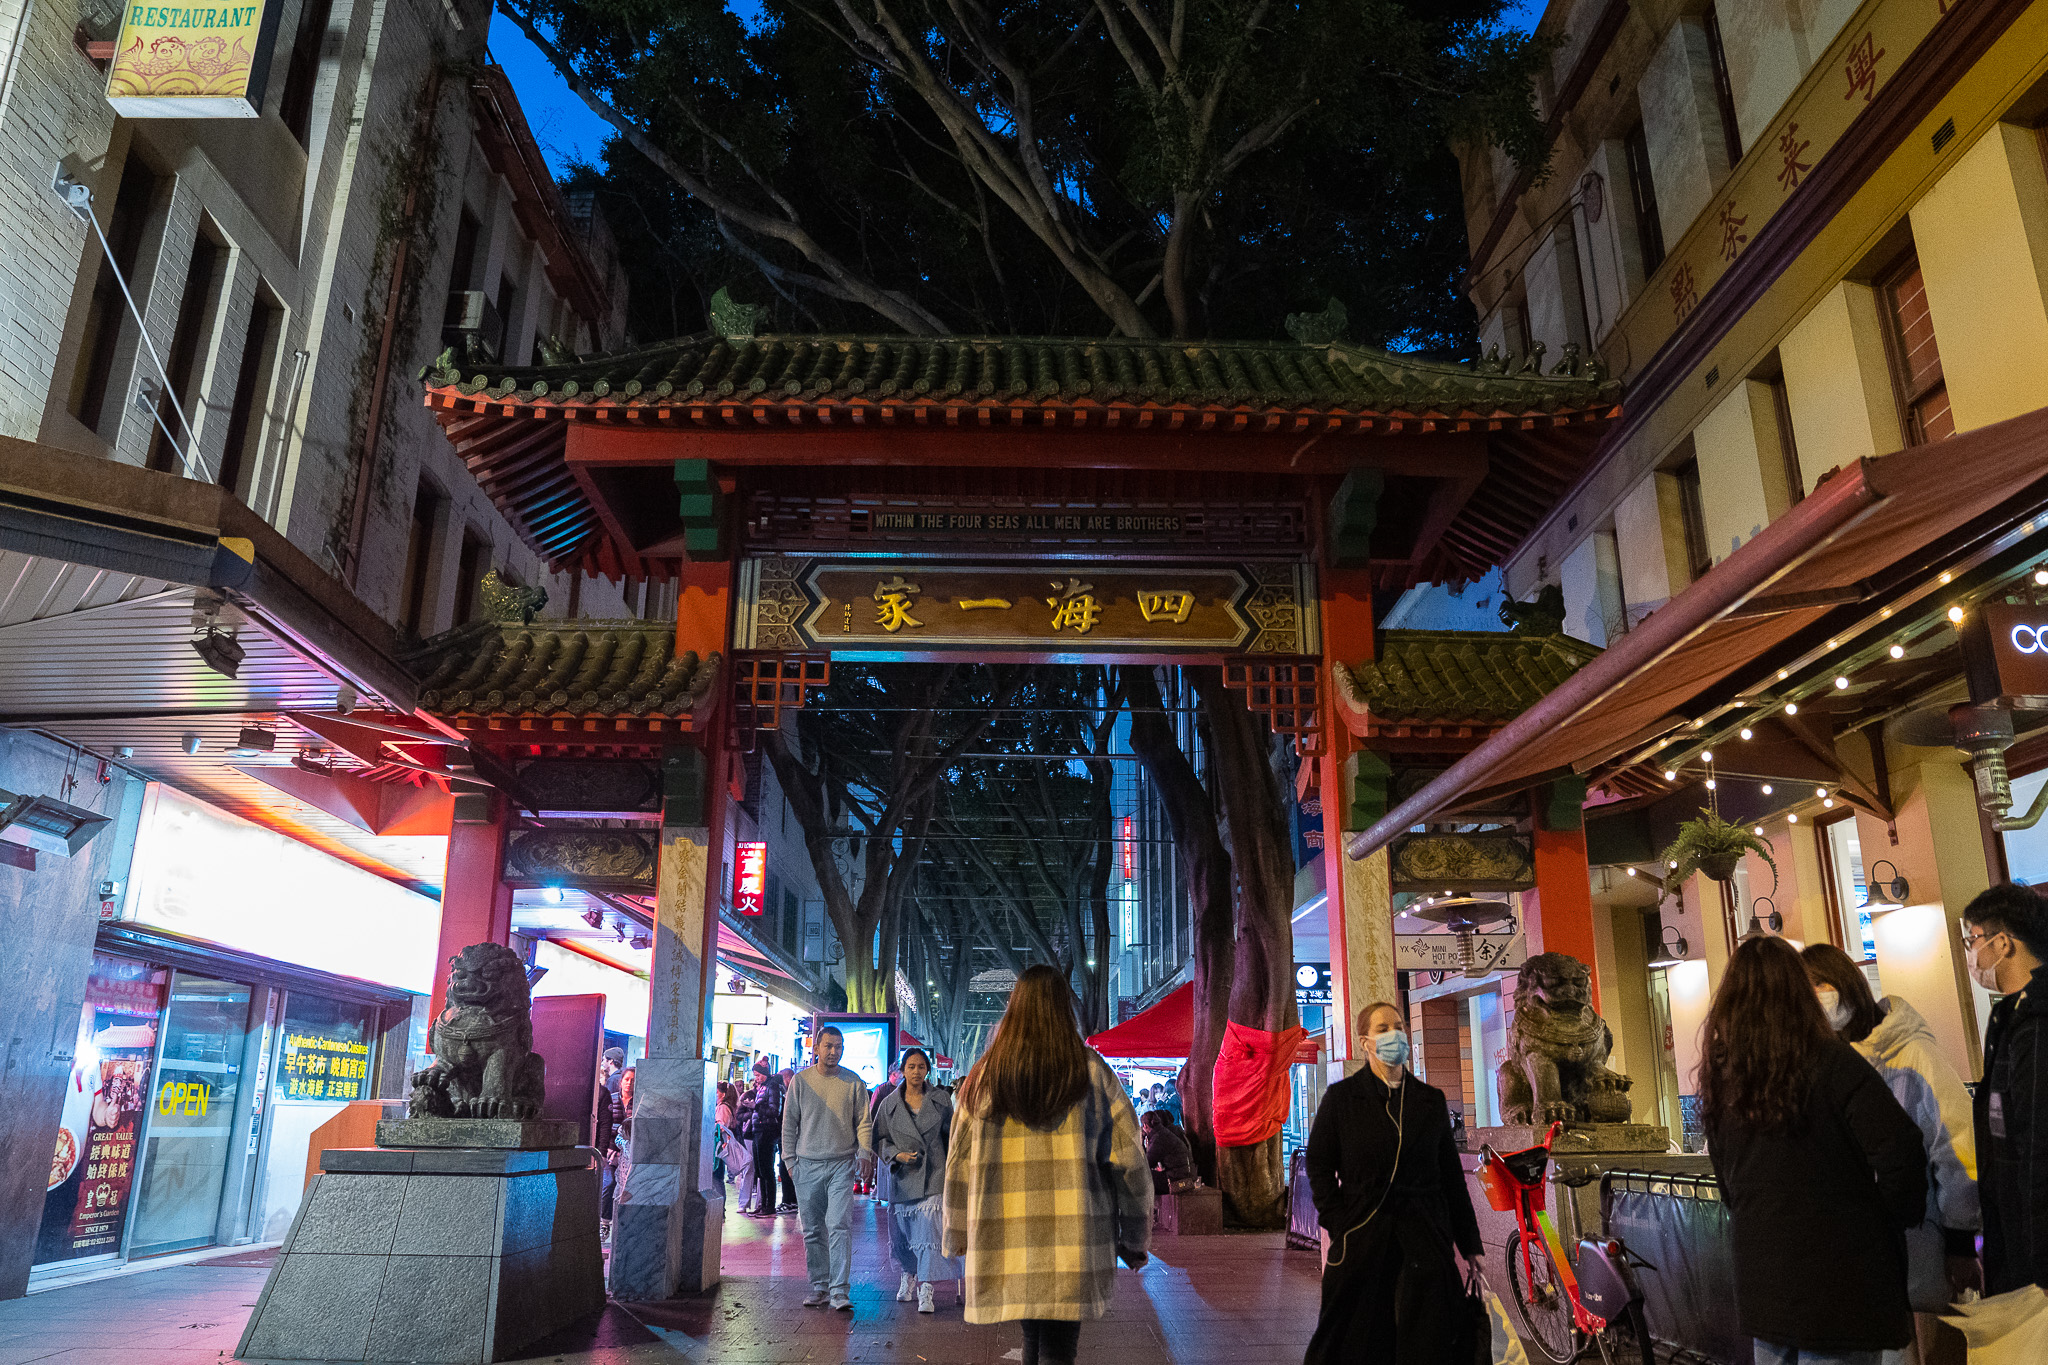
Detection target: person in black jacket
<box><xmin>1141</xmin><ymin>1109</ymin><xmax>1195</xmax><ymax>1195</ymax></box>
<box><xmin>1961</xmin><ymin>882</ymin><xmax>2048</xmax><ymax>1296</ymax></box>
<box><xmin>737</xmin><ymin>1060</ymin><xmax>783</xmax><ymax>1217</ymax></box>
<box><xmin>1303</xmin><ymin>1000</ymin><xmax>1484</xmax><ymax>1365</ymax></box>
<box><xmin>1702</xmin><ymin>935</ymin><xmax>1928</xmax><ymax>1364</ymax></box>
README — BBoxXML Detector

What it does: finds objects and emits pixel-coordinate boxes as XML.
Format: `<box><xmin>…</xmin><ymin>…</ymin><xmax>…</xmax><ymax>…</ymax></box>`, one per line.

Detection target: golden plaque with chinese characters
<box><xmin>735</xmin><ymin>559</ymin><xmax>1318</xmax><ymax>655</ymax></box>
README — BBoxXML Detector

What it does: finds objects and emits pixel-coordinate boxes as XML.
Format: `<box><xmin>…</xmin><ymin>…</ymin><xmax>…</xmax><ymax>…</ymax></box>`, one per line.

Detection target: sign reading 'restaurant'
<box><xmin>106</xmin><ymin>1</ymin><xmax>285</xmax><ymax>118</ymax></box>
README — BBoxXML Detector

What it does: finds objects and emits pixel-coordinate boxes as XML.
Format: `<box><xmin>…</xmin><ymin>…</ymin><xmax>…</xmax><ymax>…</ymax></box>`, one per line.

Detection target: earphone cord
<box><xmin>1326</xmin><ymin>1079</ymin><xmax>1404</xmax><ymax>1268</ymax></box>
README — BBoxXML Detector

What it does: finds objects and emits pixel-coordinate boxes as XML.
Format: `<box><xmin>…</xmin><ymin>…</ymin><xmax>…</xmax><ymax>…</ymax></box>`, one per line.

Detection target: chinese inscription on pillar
<box><xmin>1843</xmin><ymin>33</ymin><xmax>1885</xmax><ymax>104</ymax></box>
<box><xmin>1777</xmin><ymin>122</ymin><xmax>1811</xmax><ymax>192</ymax></box>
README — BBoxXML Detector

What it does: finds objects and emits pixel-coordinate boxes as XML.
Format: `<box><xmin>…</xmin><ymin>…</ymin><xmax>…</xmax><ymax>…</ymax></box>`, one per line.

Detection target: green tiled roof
<box><xmin>1335</xmin><ymin>629</ymin><xmax>1601</xmax><ymax>725</ymax></box>
<box><xmin>423</xmin><ymin>332</ymin><xmax>1617</xmax><ymax>416</ymax></box>
<box><xmin>409</xmin><ymin>620</ymin><xmax>719</xmax><ymax>718</ymax></box>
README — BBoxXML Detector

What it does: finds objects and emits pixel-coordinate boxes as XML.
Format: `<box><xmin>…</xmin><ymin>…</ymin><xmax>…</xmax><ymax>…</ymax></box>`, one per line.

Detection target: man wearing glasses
<box><xmin>1959</xmin><ymin>883</ymin><xmax>2048</xmax><ymax>1299</ymax></box>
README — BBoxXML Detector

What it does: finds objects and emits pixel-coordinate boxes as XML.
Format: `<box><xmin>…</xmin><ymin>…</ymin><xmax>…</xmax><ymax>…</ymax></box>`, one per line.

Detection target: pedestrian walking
<box><xmin>712</xmin><ymin>1081</ymin><xmax>736</xmax><ymax>1186</ymax></box>
<box><xmin>1702</xmin><ymin>935</ymin><xmax>1928</xmax><ymax>1365</ymax></box>
<box><xmin>783</xmin><ymin>1025</ymin><xmax>875</xmax><ymax>1310</ymax></box>
<box><xmin>943</xmin><ymin>963</ymin><xmax>1152</xmax><ymax>1365</ymax></box>
<box><xmin>873</xmin><ymin>1047</ymin><xmax>963</xmax><ymax>1313</ymax></box>
<box><xmin>777</xmin><ymin>1067</ymin><xmax>801</xmax><ymax>1212</ymax></box>
<box><xmin>594</xmin><ymin>1057</ymin><xmax>621</xmax><ymax>1244</ymax></box>
<box><xmin>1960</xmin><ymin>882</ymin><xmax>2048</xmax><ymax>1297</ymax></box>
<box><xmin>1803</xmin><ymin>942</ymin><xmax>1980</xmax><ymax>1364</ymax></box>
<box><xmin>615</xmin><ymin>1065</ymin><xmax>636</xmax><ymax>1215</ymax></box>
<box><xmin>1141</xmin><ymin>1109</ymin><xmax>1195</xmax><ymax>1196</ymax></box>
<box><xmin>735</xmin><ymin>1065</ymin><xmax>779</xmax><ymax>1215</ymax></box>
<box><xmin>1303</xmin><ymin>999</ymin><xmax>1485</xmax><ymax>1365</ymax></box>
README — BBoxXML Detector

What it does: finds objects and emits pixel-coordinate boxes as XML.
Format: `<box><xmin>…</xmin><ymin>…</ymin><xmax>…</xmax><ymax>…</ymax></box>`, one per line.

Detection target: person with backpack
<box><xmin>1960</xmin><ymin>882</ymin><xmax>2048</xmax><ymax>1298</ymax></box>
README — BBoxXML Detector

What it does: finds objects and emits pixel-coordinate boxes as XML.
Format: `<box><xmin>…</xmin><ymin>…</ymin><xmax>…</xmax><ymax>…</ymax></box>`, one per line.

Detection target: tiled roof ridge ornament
<box><xmin>1498</xmin><ymin>583</ymin><xmax>1566</xmax><ymax>636</ymax></box>
<box><xmin>1283</xmin><ymin>296</ymin><xmax>1348</xmax><ymax>346</ymax></box>
<box><xmin>710</xmin><ymin>286</ymin><xmax>766</xmax><ymax>340</ymax></box>
<box><xmin>480</xmin><ymin>568</ymin><xmax>549</xmax><ymax>624</ymax></box>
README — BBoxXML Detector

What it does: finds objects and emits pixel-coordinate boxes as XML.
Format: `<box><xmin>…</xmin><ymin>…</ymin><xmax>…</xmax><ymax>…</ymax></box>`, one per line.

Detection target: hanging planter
<box><xmin>1658</xmin><ymin>809</ymin><xmax>1779</xmax><ymax>892</ymax></box>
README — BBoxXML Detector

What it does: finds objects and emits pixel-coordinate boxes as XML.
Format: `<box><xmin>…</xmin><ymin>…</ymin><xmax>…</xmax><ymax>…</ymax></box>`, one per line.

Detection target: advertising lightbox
<box><xmin>806</xmin><ymin>1013</ymin><xmax>896</xmax><ymax>1089</ymax></box>
<box><xmin>105</xmin><ymin>1</ymin><xmax>287</xmax><ymax>118</ymax></box>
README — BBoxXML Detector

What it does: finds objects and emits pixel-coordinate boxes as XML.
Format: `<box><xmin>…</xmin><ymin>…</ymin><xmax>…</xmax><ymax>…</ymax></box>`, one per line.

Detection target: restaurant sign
<box><xmin>735</xmin><ymin>558</ymin><xmax>1318</xmax><ymax>655</ymax></box>
<box><xmin>105</xmin><ymin>1</ymin><xmax>285</xmax><ymax>118</ymax></box>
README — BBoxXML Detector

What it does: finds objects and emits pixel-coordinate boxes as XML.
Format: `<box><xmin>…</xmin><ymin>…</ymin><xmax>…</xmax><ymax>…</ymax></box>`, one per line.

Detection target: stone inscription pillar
<box><xmin>611</xmin><ymin>556</ymin><xmax>733</xmax><ymax>1300</ymax></box>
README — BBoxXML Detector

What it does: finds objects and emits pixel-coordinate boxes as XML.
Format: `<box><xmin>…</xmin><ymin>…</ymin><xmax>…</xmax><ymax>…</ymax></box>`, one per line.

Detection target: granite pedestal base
<box><xmin>375</xmin><ymin>1117</ymin><xmax>581</xmax><ymax>1149</ymax></box>
<box><xmin>234</xmin><ymin>1145</ymin><xmax>604</xmax><ymax>1363</ymax></box>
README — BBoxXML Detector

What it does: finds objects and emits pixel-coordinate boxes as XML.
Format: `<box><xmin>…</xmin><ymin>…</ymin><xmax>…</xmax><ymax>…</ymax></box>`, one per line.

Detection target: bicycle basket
<box><xmin>1476</xmin><ymin>1142</ymin><xmax>1551</xmax><ymax>1212</ymax></box>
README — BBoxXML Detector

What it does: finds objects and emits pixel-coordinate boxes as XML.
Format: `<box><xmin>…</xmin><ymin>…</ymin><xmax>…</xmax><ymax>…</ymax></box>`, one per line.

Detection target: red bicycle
<box><xmin>1478</xmin><ymin>1121</ymin><xmax>1655</xmax><ymax>1365</ymax></box>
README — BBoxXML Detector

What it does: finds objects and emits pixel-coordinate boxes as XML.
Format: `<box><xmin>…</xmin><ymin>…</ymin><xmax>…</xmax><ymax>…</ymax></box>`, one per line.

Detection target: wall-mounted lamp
<box><xmin>0</xmin><ymin>789</ymin><xmax>112</xmax><ymax>859</ymax></box>
<box><xmin>1749</xmin><ymin>895</ymin><xmax>1783</xmax><ymax>936</ymax></box>
<box><xmin>1866</xmin><ymin>860</ymin><xmax>1911</xmax><ymax>908</ymax></box>
<box><xmin>191</xmin><ymin>628</ymin><xmax>245</xmax><ymax>679</ymax></box>
<box><xmin>1648</xmin><ymin>927</ymin><xmax>1690</xmax><ymax>968</ymax></box>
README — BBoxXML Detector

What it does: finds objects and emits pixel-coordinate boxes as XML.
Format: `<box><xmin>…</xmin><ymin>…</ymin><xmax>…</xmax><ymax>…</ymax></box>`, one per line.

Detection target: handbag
<box><xmin>1460</xmin><ymin>1260</ymin><xmax>1492</xmax><ymax>1365</ymax></box>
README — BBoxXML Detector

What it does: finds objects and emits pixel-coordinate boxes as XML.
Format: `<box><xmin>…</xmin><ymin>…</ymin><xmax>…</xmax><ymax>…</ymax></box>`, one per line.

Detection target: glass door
<box><xmin>1646</xmin><ymin>970</ymin><xmax>1685</xmax><ymax>1145</ymax></box>
<box><xmin>126</xmin><ymin>974</ymin><xmax>251</xmax><ymax>1258</ymax></box>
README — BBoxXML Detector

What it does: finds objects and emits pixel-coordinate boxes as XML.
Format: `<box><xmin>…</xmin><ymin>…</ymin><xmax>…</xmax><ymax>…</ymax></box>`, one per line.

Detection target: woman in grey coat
<box><xmin>873</xmin><ymin>1047</ymin><xmax>963</xmax><ymax>1312</ymax></box>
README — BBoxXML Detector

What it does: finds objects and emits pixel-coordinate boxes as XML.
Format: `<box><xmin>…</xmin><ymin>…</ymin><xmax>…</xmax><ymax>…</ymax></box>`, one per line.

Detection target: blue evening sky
<box><xmin>491</xmin><ymin>0</ymin><xmax>1551</xmax><ymax>178</ymax></box>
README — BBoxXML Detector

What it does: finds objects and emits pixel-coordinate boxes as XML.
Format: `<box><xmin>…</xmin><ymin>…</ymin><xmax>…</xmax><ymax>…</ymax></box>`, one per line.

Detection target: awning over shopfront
<box><xmin>896</xmin><ymin>1030</ymin><xmax>955</xmax><ymax>1069</ymax></box>
<box><xmin>1089</xmin><ymin>983</ymin><xmax>1321</xmax><ymax>1064</ymax></box>
<box><xmin>1350</xmin><ymin>404</ymin><xmax>2048</xmax><ymax>856</ymax></box>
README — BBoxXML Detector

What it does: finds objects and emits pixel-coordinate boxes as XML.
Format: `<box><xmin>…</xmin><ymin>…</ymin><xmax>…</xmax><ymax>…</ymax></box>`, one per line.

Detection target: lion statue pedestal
<box><xmin>237</xmin><ymin>945</ymin><xmax>604</xmax><ymax>1364</ymax></box>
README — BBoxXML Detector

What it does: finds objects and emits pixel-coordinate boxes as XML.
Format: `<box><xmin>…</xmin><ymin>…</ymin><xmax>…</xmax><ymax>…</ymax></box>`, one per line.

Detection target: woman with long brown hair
<box><xmin>1701</xmin><ymin>935</ymin><xmax>1928</xmax><ymax>1365</ymax></box>
<box><xmin>942</xmin><ymin>963</ymin><xmax>1152</xmax><ymax>1365</ymax></box>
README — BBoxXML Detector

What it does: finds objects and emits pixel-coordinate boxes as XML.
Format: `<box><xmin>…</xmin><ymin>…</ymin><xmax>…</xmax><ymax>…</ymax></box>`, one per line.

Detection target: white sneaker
<box><xmin>917</xmin><ymin>1282</ymin><xmax>935</xmax><ymax>1313</ymax></box>
<box><xmin>897</xmin><ymin>1272</ymin><xmax>916</xmax><ymax>1302</ymax></box>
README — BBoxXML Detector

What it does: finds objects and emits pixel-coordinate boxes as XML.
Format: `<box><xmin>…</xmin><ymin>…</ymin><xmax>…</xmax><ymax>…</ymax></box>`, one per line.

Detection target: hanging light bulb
<box><xmin>1668</xmin><ymin>860</ymin><xmax>1678</xmax><ymax>870</ymax></box>
<box><xmin>1705</xmin><ymin>778</ymin><xmax>1717</xmax><ymax>790</ymax></box>
<box><xmin>1754</xmin><ymin>825</ymin><xmax>1765</xmax><ymax>836</ymax></box>
<box><xmin>1701</xmin><ymin>751</ymin><xmax>1714</xmax><ymax>763</ymax></box>
<box><xmin>1823</xmin><ymin>798</ymin><xmax>1835</xmax><ymax>808</ymax></box>
<box><xmin>1940</xmin><ymin>571</ymin><xmax>1953</xmax><ymax>584</ymax></box>
<box><xmin>1664</xmin><ymin>769</ymin><xmax>1677</xmax><ymax>781</ymax></box>
<box><xmin>1889</xmin><ymin>644</ymin><xmax>1905</xmax><ymax>659</ymax></box>
<box><xmin>1788</xmin><ymin>812</ymin><xmax>1799</xmax><ymax>823</ymax></box>
<box><xmin>1815</xmin><ymin>787</ymin><xmax>1828</xmax><ymax>799</ymax></box>
<box><xmin>2035</xmin><ymin>569</ymin><xmax>2048</xmax><ymax>586</ymax></box>
<box><xmin>1625</xmin><ymin>867</ymin><xmax>1637</xmax><ymax>877</ymax></box>
<box><xmin>1785</xmin><ymin>702</ymin><xmax>1798</xmax><ymax>715</ymax></box>
<box><xmin>1949</xmin><ymin>606</ymin><xmax>1965</xmax><ymax>623</ymax></box>
<box><xmin>1762</xmin><ymin>783</ymin><xmax>1774</xmax><ymax>795</ymax></box>
<box><xmin>1835</xmin><ymin>676</ymin><xmax>1849</xmax><ymax>689</ymax></box>
<box><xmin>1740</xmin><ymin>727</ymin><xmax>1754</xmax><ymax>740</ymax></box>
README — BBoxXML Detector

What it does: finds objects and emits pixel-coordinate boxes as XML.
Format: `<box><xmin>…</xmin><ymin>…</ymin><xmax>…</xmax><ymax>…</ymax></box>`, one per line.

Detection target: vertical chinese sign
<box><xmin>733</xmin><ymin>842</ymin><xmax>768</xmax><ymax>915</ymax></box>
<box><xmin>1120</xmin><ymin>815</ymin><xmax>1135</xmax><ymax>881</ymax></box>
<box><xmin>36</xmin><ymin>956</ymin><xmax>166</xmax><ymax>1265</ymax></box>
<box><xmin>104</xmin><ymin>2</ymin><xmax>285</xmax><ymax>118</ymax></box>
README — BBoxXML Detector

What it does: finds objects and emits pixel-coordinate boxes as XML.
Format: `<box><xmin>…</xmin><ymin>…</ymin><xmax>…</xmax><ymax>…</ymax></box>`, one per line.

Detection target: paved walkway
<box><xmin>0</xmin><ymin>1199</ymin><xmax>1323</xmax><ymax>1364</ymax></box>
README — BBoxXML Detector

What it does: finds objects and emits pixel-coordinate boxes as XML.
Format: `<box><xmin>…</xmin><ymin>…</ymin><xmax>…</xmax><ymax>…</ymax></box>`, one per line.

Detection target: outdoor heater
<box><xmin>0</xmin><ymin>789</ymin><xmax>112</xmax><ymax>858</ymax></box>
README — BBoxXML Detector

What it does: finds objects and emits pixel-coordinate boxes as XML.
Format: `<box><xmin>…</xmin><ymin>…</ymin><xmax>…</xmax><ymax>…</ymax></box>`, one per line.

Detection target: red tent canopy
<box><xmin>898</xmin><ymin>1029</ymin><xmax>955</xmax><ymax>1070</ymax></box>
<box><xmin>1089</xmin><ymin>984</ymin><xmax>1320</xmax><ymax>1064</ymax></box>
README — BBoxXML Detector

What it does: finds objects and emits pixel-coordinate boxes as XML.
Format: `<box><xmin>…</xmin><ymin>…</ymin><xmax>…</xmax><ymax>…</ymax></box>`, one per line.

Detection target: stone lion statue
<box><xmin>409</xmin><ymin>943</ymin><xmax>548</xmax><ymax>1120</ymax></box>
<box><xmin>1498</xmin><ymin>952</ymin><xmax>1633</xmax><ymax>1125</ymax></box>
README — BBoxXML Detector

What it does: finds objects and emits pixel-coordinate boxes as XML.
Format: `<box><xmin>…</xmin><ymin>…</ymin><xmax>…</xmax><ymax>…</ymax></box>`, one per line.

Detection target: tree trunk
<box><xmin>1191</xmin><ymin>669</ymin><xmax>1300</xmax><ymax>1228</ymax></box>
<box><xmin>1121</xmin><ymin>665</ymin><xmax>1234</xmax><ymax>1187</ymax></box>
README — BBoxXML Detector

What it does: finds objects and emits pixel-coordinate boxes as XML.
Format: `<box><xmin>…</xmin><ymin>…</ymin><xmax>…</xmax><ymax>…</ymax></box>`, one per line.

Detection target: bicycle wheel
<box><xmin>1505</xmin><ymin>1228</ymin><xmax>1583</xmax><ymax>1364</ymax></box>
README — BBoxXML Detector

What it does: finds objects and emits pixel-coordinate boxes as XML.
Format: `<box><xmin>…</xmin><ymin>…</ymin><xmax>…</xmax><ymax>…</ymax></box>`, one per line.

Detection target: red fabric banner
<box><xmin>1210</xmin><ymin>1019</ymin><xmax>1308</xmax><ymax>1147</ymax></box>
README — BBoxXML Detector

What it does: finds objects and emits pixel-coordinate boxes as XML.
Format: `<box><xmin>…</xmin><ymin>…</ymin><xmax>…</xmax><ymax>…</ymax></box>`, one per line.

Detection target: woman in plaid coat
<box><xmin>943</xmin><ymin>964</ymin><xmax>1154</xmax><ymax>1365</ymax></box>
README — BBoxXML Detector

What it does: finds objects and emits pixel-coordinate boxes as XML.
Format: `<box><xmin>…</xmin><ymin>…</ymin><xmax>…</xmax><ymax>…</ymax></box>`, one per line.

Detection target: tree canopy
<box><xmin>516</xmin><ymin>0</ymin><xmax>1550</xmax><ymax>344</ymax></box>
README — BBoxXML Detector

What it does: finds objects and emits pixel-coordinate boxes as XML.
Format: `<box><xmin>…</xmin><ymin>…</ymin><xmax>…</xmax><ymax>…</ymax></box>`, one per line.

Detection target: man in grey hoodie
<box><xmin>783</xmin><ymin>1025</ymin><xmax>875</xmax><ymax>1309</ymax></box>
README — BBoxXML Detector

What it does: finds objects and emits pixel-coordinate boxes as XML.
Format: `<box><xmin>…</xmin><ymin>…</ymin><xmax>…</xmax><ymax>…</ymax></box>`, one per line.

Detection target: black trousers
<box><xmin>1304</xmin><ymin>1211</ymin><xmax>1466</xmax><ymax>1365</ymax></box>
<box><xmin>779</xmin><ymin>1151</ymin><xmax>798</xmax><ymax>1206</ymax></box>
<box><xmin>1020</xmin><ymin>1319</ymin><xmax>1081</xmax><ymax>1364</ymax></box>
<box><xmin>749</xmin><ymin>1132</ymin><xmax>778</xmax><ymax>1211</ymax></box>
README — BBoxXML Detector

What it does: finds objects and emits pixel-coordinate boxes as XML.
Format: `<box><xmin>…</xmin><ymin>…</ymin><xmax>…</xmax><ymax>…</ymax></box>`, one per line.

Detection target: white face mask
<box><xmin>1968</xmin><ymin>934</ymin><xmax>2005</xmax><ymax>994</ymax></box>
<box><xmin>1815</xmin><ymin>986</ymin><xmax>1851</xmax><ymax>1032</ymax></box>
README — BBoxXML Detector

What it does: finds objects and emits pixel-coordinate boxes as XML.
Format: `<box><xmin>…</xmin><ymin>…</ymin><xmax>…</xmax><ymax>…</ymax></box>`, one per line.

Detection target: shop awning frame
<box><xmin>1350</xmin><ymin>404</ymin><xmax>2048</xmax><ymax>857</ymax></box>
<box><xmin>1088</xmin><ymin>982</ymin><xmax>1321</xmax><ymax>1064</ymax></box>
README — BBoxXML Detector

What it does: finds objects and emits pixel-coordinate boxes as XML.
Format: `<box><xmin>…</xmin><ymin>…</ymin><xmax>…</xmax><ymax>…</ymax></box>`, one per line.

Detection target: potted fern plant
<box><xmin>1659</xmin><ymin>809</ymin><xmax>1779</xmax><ymax>889</ymax></box>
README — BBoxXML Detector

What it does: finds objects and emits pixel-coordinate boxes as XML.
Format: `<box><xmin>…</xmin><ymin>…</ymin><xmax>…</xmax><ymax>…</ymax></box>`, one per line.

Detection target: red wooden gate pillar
<box><xmin>611</xmin><ymin>556</ymin><xmax>736</xmax><ymax>1299</ymax></box>
<box><xmin>427</xmin><ymin>790</ymin><xmax>514</xmax><ymax>1026</ymax></box>
<box><xmin>1522</xmin><ymin>780</ymin><xmax>1601</xmax><ymax>1012</ymax></box>
<box><xmin>1315</xmin><ymin>550</ymin><xmax>1389</xmax><ymax>1071</ymax></box>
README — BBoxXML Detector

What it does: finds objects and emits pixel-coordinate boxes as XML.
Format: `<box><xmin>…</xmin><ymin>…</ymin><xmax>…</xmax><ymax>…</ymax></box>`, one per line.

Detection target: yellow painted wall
<box><xmin>1778</xmin><ymin>279</ymin><xmax>1903</xmax><ymax>488</ymax></box>
<box><xmin>1666</xmin><ymin>959</ymin><xmax>1713</xmax><ymax>1096</ymax></box>
<box><xmin>1912</xmin><ymin>121</ymin><xmax>2048</xmax><ymax>433</ymax></box>
<box><xmin>1692</xmin><ymin>379</ymin><xmax>1784</xmax><ymax>564</ymax></box>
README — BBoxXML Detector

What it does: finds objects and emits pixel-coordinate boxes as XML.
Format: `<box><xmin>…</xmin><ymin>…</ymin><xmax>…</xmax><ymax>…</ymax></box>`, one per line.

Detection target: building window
<box><xmin>399</xmin><ymin>480</ymin><xmax>442</xmax><ymax>635</ymax></box>
<box><xmin>496</xmin><ymin>271</ymin><xmax>519</xmax><ymax>365</ymax></box>
<box><xmin>1504</xmin><ymin>296</ymin><xmax>1532</xmax><ymax>360</ymax></box>
<box><xmin>217</xmin><ymin>290</ymin><xmax>283</xmax><ymax>496</ymax></box>
<box><xmin>1622</xmin><ymin>122</ymin><xmax>1665</xmax><ymax>277</ymax></box>
<box><xmin>147</xmin><ymin>231</ymin><xmax>226</xmax><ymax>473</ymax></box>
<box><xmin>451</xmin><ymin>528</ymin><xmax>488</xmax><ymax>626</ymax></box>
<box><xmin>1704</xmin><ymin>6</ymin><xmax>1744</xmax><ymax>166</ymax></box>
<box><xmin>1768</xmin><ymin>375</ymin><xmax>1804</xmax><ymax>506</ymax></box>
<box><xmin>1879</xmin><ymin>255</ymin><xmax>1954</xmax><ymax>444</ymax></box>
<box><xmin>1818</xmin><ymin>813</ymin><xmax>1877</xmax><ymax>965</ymax></box>
<box><xmin>279</xmin><ymin>0</ymin><xmax>336</xmax><ymax>147</ymax></box>
<box><xmin>447</xmin><ymin>209</ymin><xmax>480</xmax><ymax>298</ymax></box>
<box><xmin>1674</xmin><ymin>456</ymin><xmax>1711</xmax><ymax>581</ymax></box>
<box><xmin>70</xmin><ymin>155</ymin><xmax>161</xmax><ymax>436</ymax></box>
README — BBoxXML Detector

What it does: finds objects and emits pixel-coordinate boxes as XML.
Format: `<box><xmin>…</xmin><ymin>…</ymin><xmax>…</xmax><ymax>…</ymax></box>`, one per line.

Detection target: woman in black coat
<box><xmin>1702</xmin><ymin>936</ymin><xmax>1929</xmax><ymax>1364</ymax></box>
<box><xmin>1141</xmin><ymin>1110</ymin><xmax>1195</xmax><ymax>1194</ymax></box>
<box><xmin>1304</xmin><ymin>1001</ymin><xmax>1484</xmax><ymax>1365</ymax></box>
